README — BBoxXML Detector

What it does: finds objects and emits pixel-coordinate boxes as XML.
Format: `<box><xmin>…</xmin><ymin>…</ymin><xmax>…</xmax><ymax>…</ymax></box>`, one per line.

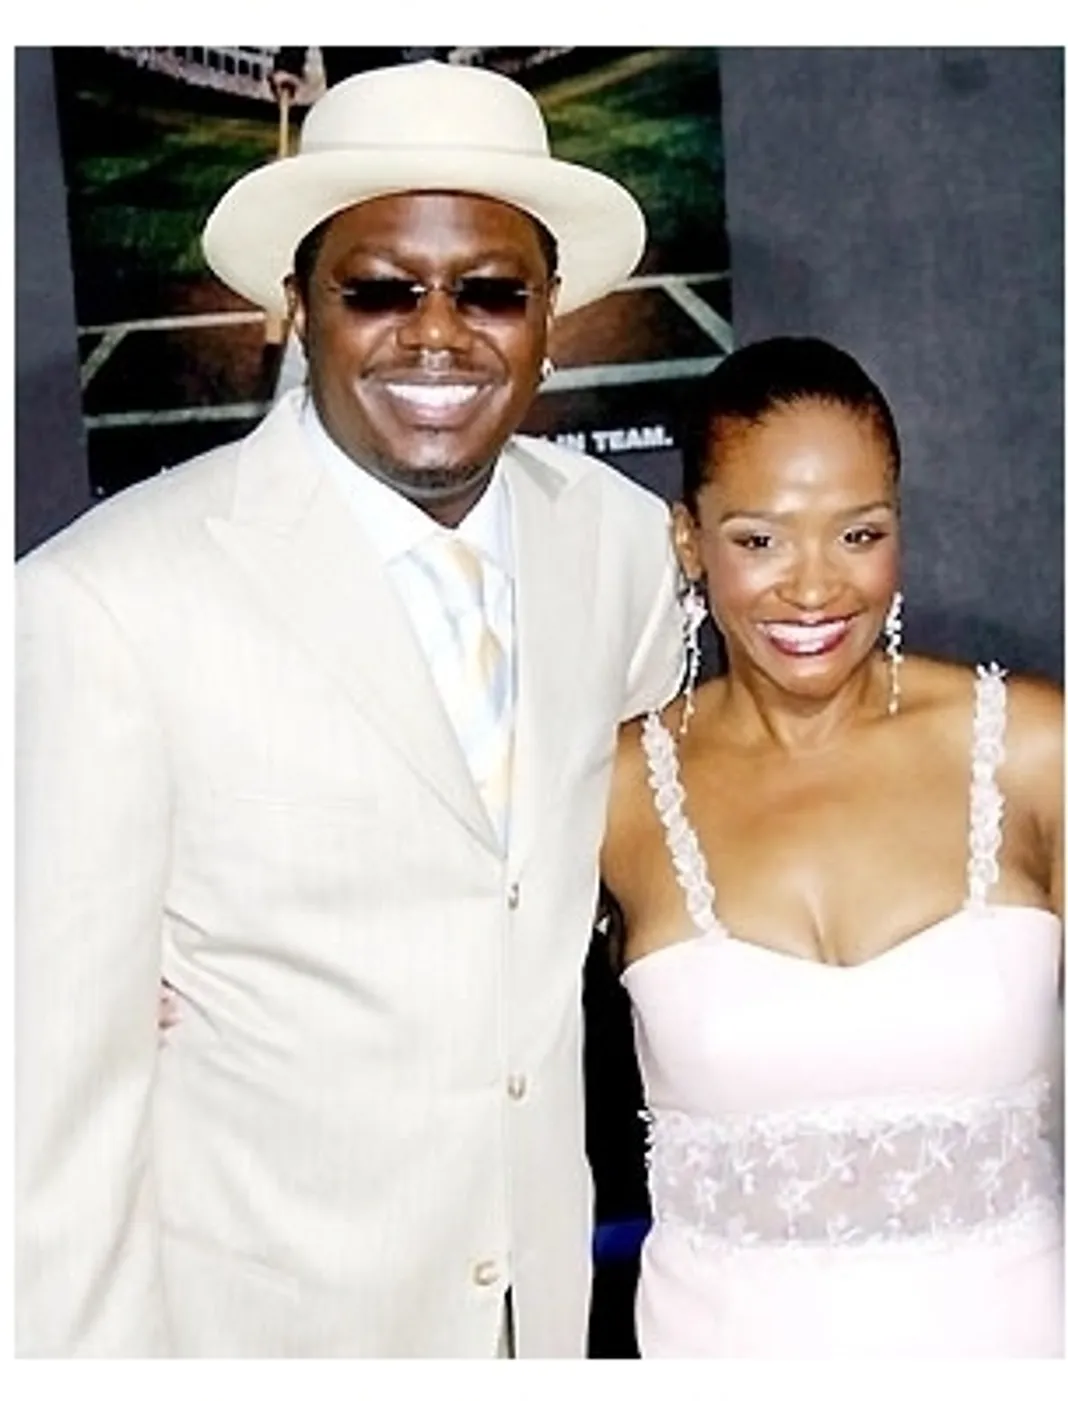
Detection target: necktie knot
<box><xmin>421</xmin><ymin>533</ymin><xmax>489</xmax><ymax>621</ymax></box>
<box><xmin>443</xmin><ymin>535</ymin><xmax>487</xmax><ymax>608</ymax></box>
<box><xmin>410</xmin><ymin>532</ymin><xmax>514</xmax><ymax>846</ymax></box>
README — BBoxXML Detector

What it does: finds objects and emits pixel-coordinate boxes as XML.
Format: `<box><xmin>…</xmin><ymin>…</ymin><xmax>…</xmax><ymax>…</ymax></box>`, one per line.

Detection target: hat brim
<box><xmin>201</xmin><ymin>147</ymin><xmax>646</xmax><ymax>317</ymax></box>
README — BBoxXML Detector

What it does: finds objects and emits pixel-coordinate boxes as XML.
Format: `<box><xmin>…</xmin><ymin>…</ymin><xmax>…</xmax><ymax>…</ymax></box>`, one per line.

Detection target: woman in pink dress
<box><xmin>602</xmin><ymin>336</ymin><xmax>1063</xmax><ymax>1358</ymax></box>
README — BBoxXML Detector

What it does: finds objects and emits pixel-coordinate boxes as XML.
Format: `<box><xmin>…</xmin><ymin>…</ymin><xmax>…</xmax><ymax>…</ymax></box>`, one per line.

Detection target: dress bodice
<box><xmin>622</xmin><ymin>666</ymin><xmax>1063</xmax><ymax>1254</ymax></box>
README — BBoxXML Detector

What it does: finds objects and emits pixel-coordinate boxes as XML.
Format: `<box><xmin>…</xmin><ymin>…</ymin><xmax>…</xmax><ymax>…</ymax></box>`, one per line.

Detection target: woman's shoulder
<box><xmin>607</xmin><ymin>680</ymin><xmax>725</xmax><ymax>848</ymax></box>
<box><xmin>607</xmin><ymin>711</ymin><xmax>661</xmax><ymax>841</ymax></box>
<box><xmin>1001</xmin><ymin>668</ymin><xmax>1063</xmax><ymax>795</ymax></box>
<box><xmin>904</xmin><ymin>654</ymin><xmax>1058</xmax><ymax>717</ymax></box>
<box><xmin>906</xmin><ymin>653</ymin><xmax>1061</xmax><ymax>797</ymax></box>
<box><xmin>901</xmin><ymin>653</ymin><xmax>989</xmax><ymax>708</ymax></box>
<box><xmin>614</xmin><ymin>708</ymin><xmax>654</xmax><ymax>776</ymax></box>
<box><xmin>877</xmin><ymin>656</ymin><xmax>1059</xmax><ymax>900</ymax></box>
<box><xmin>618</xmin><ymin>675</ymin><xmax>726</xmax><ymax>746</ymax></box>
<box><xmin>1003</xmin><ymin>667</ymin><xmax>1063</xmax><ymax>731</ymax></box>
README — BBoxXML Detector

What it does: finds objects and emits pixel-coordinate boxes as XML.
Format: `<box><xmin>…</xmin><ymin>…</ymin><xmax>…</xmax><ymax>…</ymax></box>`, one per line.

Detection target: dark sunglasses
<box><xmin>335</xmin><ymin>276</ymin><xmax>544</xmax><ymax>320</ymax></box>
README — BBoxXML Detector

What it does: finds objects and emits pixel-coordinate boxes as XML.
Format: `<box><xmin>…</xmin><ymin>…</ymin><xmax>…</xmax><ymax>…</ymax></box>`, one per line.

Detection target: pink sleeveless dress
<box><xmin>622</xmin><ymin>666</ymin><xmax>1063</xmax><ymax>1358</ymax></box>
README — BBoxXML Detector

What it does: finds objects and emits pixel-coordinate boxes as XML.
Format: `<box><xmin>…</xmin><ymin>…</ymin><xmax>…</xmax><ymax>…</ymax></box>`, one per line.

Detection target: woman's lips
<box><xmin>757</xmin><ymin>617</ymin><xmax>855</xmax><ymax>656</ymax></box>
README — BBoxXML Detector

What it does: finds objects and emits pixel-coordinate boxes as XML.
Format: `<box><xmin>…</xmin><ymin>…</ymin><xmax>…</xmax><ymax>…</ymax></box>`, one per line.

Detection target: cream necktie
<box><xmin>415</xmin><ymin>533</ymin><xmax>514</xmax><ymax>845</ymax></box>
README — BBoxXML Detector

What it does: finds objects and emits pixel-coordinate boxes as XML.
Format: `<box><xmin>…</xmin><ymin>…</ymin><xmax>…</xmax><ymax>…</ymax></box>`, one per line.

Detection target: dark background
<box><xmin>16</xmin><ymin>46</ymin><xmax>1064</xmax><ymax>1356</ymax></box>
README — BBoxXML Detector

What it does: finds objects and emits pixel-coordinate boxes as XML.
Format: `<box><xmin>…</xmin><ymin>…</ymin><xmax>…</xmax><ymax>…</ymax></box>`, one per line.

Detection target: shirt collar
<box><xmin>299</xmin><ymin>394</ymin><xmax>512</xmax><ymax>577</ymax></box>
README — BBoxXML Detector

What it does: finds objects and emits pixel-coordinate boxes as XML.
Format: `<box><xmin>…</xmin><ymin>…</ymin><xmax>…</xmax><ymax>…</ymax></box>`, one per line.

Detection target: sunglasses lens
<box><xmin>339</xmin><ymin>279</ymin><xmax>421</xmax><ymax>315</ymax></box>
<box><xmin>454</xmin><ymin>278</ymin><xmax>532</xmax><ymax>317</ymax></box>
<box><xmin>337</xmin><ymin>277</ymin><xmax>534</xmax><ymax>318</ymax></box>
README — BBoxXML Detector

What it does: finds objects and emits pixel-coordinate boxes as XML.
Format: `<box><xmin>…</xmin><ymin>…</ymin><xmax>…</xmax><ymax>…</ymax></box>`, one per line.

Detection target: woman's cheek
<box><xmin>704</xmin><ymin>546</ymin><xmax>780</xmax><ymax>621</ymax></box>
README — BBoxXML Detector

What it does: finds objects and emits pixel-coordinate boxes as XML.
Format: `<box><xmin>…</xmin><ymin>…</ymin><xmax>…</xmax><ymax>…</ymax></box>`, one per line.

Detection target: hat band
<box><xmin>300</xmin><ymin>136</ymin><xmax>553</xmax><ymax>158</ymax></box>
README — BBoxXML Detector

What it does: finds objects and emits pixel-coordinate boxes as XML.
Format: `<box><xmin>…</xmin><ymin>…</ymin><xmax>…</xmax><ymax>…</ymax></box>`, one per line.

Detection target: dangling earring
<box><xmin>539</xmin><ymin>355</ymin><xmax>555</xmax><ymax>384</ymax></box>
<box><xmin>680</xmin><ymin>579</ymin><xmax>708</xmax><ymax>735</ymax></box>
<box><xmin>883</xmin><ymin>589</ymin><xmax>904</xmax><ymax>716</ymax></box>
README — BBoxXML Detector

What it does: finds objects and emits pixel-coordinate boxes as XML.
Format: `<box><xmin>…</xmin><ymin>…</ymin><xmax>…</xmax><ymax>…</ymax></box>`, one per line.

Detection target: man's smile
<box><xmin>369</xmin><ymin>375</ymin><xmax>494</xmax><ymax>428</ymax></box>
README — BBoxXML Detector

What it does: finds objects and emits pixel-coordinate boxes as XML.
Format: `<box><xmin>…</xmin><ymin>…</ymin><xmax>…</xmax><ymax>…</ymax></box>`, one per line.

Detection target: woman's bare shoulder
<box><xmin>902</xmin><ymin>654</ymin><xmax>1051</xmax><ymax>722</ymax></box>
<box><xmin>999</xmin><ymin>672</ymin><xmax>1063</xmax><ymax>908</ymax></box>
<box><xmin>903</xmin><ymin>654</ymin><xmax>981</xmax><ymax>708</ymax></box>
<box><xmin>930</xmin><ymin>658</ymin><xmax>1064</xmax><ymax>764</ymax></box>
<box><xmin>603</xmin><ymin>683</ymin><xmax>721</xmax><ymax>880</ymax></box>
<box><xmin>1003</xmin><ymin>669</ymin><xmax>1063</xmax><ymax>790</ymax></box>
<box><xmin>1005</xmin><ymin>668</ymin><xmax>1063</xmax><ymax>731</ymax></box>
<box><xmin>908</xmin><ymin>654</ymin><xmax>1062</xmax><ymax>816</ymax></box>
<box><xmin>604</xmin><ymin>712</ymin><xmax>657</xmax><ymax>858</ymax></box>
<box><xmin>893</xmin><ymin>657</ymin><xmax>980</xmax><ymax>753</ymax></box>
<box><xmin>612</xmin><ymin>712</ymin><xmax>651</xmax><ymax>793</ymax></box>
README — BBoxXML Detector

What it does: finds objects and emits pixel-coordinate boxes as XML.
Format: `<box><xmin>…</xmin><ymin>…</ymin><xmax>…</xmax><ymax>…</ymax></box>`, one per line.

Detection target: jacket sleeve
<box><xmin>16</xmin><ymin>553</ymin><xmax>172</xmax><ymax>1356</ymax></box>
<box><xmin>620</xmin><ymin>500</ymin><xmax>685</xmax><ymax>720</ymax></box>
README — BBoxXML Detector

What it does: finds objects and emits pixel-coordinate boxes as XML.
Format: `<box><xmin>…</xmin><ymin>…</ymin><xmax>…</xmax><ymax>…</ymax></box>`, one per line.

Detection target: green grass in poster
<box><xmin>55</xmin><ymin>51</ymin><xmax>279</xmax><ymax>318</ymax></box>
<box><xmin>538</xmin><ymin>48</ymin><xmax>727</xmax><ymax>273</ymax></box>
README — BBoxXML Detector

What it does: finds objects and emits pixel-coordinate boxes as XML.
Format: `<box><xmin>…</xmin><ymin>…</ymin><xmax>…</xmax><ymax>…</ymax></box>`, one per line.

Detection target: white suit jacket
<box><xmin>16</xmin><ymin>390</ymin><xmax>683</xmax><ymax>1357</ymax></box>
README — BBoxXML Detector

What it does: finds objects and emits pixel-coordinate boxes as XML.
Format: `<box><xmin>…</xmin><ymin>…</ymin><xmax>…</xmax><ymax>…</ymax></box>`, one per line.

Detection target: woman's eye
<box><xmin>842</xmin><ymin>525</ymin><xmax>886</xmax><ymax>547</ymax></box>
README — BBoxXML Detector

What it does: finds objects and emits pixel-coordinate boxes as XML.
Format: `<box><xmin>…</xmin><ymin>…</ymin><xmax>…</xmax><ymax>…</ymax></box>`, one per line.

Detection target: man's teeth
<box><xmin>386</xmin><ymin>383</ymin><xmax>479</xmax><ymax>408</ymax></box>
<box><xmin>760</xmin><ymin>620</ymin><xmax>850</xmax><ymax>652</ymax></box>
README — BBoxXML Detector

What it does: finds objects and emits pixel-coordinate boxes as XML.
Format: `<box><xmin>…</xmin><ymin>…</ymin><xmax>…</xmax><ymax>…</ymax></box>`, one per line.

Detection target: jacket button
<box><xmin>507</xmin><ymin>1074</ymin><xmax>527</xmax><ymax>1100</ymax></box>
<box><xmin>472</xmin><ymin>1259</ymin><xmax>500</xmax><ymax>1287</ymax></box>
<box><xmin>507</xmin><ymin>882</ymin><xmax>520</xmax><ymax>910</ymax></box>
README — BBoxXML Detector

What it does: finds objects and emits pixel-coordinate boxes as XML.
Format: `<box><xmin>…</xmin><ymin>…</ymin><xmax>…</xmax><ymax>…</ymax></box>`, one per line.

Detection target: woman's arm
<box><xmin>1006</xmin><ymin>674</ymin><xmax>1063</xmax><ymax>919</ymax></box>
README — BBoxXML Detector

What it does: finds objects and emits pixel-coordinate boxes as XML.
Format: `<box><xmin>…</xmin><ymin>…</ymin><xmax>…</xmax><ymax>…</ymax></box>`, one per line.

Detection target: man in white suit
<box><xmin>16</xmin><ymin>60</ymin><xmax>682</xmax><ymax>1357</ymax></box>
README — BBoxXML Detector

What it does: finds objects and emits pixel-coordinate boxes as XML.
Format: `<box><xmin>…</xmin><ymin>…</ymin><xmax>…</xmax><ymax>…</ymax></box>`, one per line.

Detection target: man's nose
<box><xmin>396</xmin><ymin>285</ymin><xmax>474</xmax><ymax>353</ymax></box>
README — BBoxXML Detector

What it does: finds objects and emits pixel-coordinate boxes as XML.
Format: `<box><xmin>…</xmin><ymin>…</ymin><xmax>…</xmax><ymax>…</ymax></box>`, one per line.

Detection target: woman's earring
<box><xmin>680</xmin><ymin>579</ymin><xmax>708</xmax><ymax>735</ymax></box>
<box><xmin>539</xmin><ymin>355</ymin><xmax>555</xmax><ymax>384</ymax></box>
<box><xmin>883</xmin><ymin>590</ymin><xmax>904</xmax><ymax>716</ymax></box>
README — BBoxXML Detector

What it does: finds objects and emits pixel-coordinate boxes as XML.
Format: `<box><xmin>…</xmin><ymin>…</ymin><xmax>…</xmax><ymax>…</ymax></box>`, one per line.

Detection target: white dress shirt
<box><xmin>298</xmin><ymin>393</ymin><xmax>516</xmax><ymax>771</ymax></box>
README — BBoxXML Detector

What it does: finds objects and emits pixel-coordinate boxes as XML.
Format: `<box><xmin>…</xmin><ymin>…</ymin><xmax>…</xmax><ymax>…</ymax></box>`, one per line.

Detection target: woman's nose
<box><xmin>781</xmin><ymin>545</ymin><xmax>838</xmax><ymax>610</ymax></box>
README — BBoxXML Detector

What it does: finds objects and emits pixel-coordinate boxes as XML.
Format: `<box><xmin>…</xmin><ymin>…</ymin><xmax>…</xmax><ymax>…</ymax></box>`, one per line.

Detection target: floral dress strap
<box><xmin>964</xmin><ymin>663</ymin><xmax>1009</xmax><ymax>912</ymax></box>
<box><xmin>640</xmin><ymin>712</ymin><xmax>725</xmax><ymax>939</ymax></box>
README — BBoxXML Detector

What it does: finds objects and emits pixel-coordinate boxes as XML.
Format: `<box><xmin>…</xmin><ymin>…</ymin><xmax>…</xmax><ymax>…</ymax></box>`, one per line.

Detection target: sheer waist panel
<box><xmin>645</xmin><ymin>1076</ymin><xmax>1062</xmax><ymax>1250</ymax></box>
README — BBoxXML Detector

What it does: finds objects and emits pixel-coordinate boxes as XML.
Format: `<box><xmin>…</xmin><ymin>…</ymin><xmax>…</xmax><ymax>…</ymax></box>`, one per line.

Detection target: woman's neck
<box><xmin>715</xmin><ymin>651</ymin><xmax>896</xmax><ymax>754</ymax></box>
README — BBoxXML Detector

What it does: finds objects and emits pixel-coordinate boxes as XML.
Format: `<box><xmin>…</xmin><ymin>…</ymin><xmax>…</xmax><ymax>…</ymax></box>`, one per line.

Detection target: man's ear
<box><xmin>543</xmin><ymin>274</ymin><xmax>561</xmax><ymax>340</ymax></box>
<box><xmin>546</xmin><ymin>274</ymin><xmax>561</xmax><ymax>318</ymax></box>
<box><xmin>671</xmin><ymin>502</ymin><xmax>704</xmax><ymax>584</ymax></box>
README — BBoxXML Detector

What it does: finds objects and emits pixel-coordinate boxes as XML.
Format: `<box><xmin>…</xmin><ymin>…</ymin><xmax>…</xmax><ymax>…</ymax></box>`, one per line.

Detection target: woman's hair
<box><xmin>680</xmin><ymin>336</ymin><xmax>901</xmax><ymax>511</ymax></box>
<box><xmin>289</xmin><ymin>202</ymin><xmax>560</xmax><ymax>301</ymax></box>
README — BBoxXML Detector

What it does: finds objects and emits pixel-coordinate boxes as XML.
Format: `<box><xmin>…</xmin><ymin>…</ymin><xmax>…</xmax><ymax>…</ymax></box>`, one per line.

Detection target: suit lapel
<box><xmin>503</xmin><ymin>442</ymin><xmax>598</xmax><ymax>872</ymax></box>
<box><xmin>206</xmin><ymin>397</ymin><xmax>494</xmax><ymax>849</ymax></box>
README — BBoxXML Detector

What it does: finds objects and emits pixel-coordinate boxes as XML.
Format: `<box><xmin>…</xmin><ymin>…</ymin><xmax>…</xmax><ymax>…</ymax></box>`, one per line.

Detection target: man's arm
<box><xmin>16</xmin><ymin>554</ymin><xmax>172</xmax><ymax>1355</ymax></box>
<box><xmin>620</xmin><ymin>502</ymin><xmax>685</xmax><ymax>720</ymax></box>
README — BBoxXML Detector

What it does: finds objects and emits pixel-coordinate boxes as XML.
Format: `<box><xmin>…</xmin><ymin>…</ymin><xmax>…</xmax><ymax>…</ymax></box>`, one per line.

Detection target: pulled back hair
<box><xmin>680</xmin><ymin>336</ymin><xmax>901</xmax><ymax>512</ymax></box>
<box><xmin>289</xmin><ymin>201</ymin><xmax>560</xmax><ymax>301</ymax></box>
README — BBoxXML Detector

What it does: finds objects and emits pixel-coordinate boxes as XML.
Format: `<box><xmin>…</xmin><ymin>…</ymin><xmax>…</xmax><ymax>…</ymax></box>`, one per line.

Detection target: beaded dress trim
<box><xmin>965</xmin><ymin>664</ymin><xmax>1009</xmax><ymax>911</ymax></box>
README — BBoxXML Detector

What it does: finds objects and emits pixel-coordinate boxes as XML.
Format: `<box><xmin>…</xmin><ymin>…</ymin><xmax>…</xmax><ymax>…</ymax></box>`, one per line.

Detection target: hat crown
<box><xmin>300</xmin><ymin>59</ymin><xmax>551</xmax><ymax>158</ymax></box>
<box><xmin>203</xmin><ymin>59</ymin><xmax>646</xmax><ymax>318</ymax></box>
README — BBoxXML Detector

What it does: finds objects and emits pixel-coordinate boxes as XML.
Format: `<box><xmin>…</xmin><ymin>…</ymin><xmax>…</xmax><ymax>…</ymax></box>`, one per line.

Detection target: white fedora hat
<box><xmin>202</xmin><ymin>59</ymin><xmax>647</xmax><ymax>317</ymax></box>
